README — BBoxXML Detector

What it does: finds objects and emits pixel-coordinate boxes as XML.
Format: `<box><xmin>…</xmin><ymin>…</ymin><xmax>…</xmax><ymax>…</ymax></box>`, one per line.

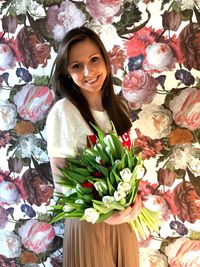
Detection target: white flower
<box><xmin>114</xmin><ymin>190</ymin><xmax>126</xmax><ymax>201</ymax></box>
<box><xmin>63</xmin><ymin>204</ymin><xmax>74</xmax><ymax>212</ymax></box>
<box><xmin>139</xmin><ymin>248</ymin><xmax>168</xmax><ymax>267</ymax></box>
<box><xmin>86</xmin><ymin>19</ymin><xmax>121</xmax><ymax>51</ymax></box>
<box><xmin>75</xmin><ymin>199</ymin><xmax>85</xmax><ymax>204</ymax></box>
<box><xmin>169</xmin><ymin>143</ymin><xmax>193</xmax><ymax>170</ymax></box>
<box><xmin>179</xmin><ymin>0</ymin><xmax>200</xmax><ymax>10</ymax></box>
<box><xmin>62</xmin><ymin>186</ymin><xmax>76</xmax><ymax>197</ymax></box>
<box><xmin>0</xmin><ymin>99</ymin><xmax>17</xmax><ymax>131</ymax></box>
<box><xmin>102</xmin><ymin>196</ymin><xmax>115</xmax><ymax>207</ymax></box>
<box><xmin>144</xmin><ymin>42</ymin><xmax>175</xmax><ymax>71</ymax></box>
<box><xmin>0</xmin><ymin>230</ymin><xmax>22</xmax><ymax>258</ymax></box>
<box><xmin>17</xmin><ymin>134</ymin><xmax>35</xmax><ymax>158</ymax></box>
<box><xmin>132</xmin><ymin>103</ymin><xmax>172</xmax><ymax>139</ymax></box>
<box><xmin>94</xmin><ymin>143</ymin><xmax>103</xmax><ymax>151</ymax></box>
<box><xmin>13</xmin><ymin>0</ymin><xmax>45</xmax><ymax>17</ymax></box>
<box><xmin>103</xmin><ymin>134</ymin><xmax>114</xmax><ymax>147</ymax></box>
<box><xmin>84</xmin><ymin>208</ymin><xmax>99</xmax><ymax>224</ymax></box>
<box><xmin>0</xmin><ymin>44</ymin><xmax>16</xmax><ymax>70</ymax></box>
<box><xmin>135</xmin><ymin>165</ymin><xmax>145</xmax><ymax>179</ymax></box>
<box><xmin>0</xmin><ymin>181</ymin><xmax>20</xmax><ymax>204</ymax></box>
<box><xmin>52</xmin><ymin>1</ymin><xmax>86</xmax><ymax>41</ymax></box>
<box><xmin>94</xmin><ymin>180</ymin><xmax>108</xmax><ymax>193</ymax></box>
<box><xmin>120</xmin><ymin>168</ymin><xmax>132</xmax><ymax>182</ymax></box>
<box><xmin>189</xmin><ymin>156</ymin><xmax>200</xmax><ymax>176</ymax></box>
<box><xmin>32</xmin><ymin>146</ymin><xmax>49</xmax><ymax>163</ymax></box>
<box><xmin>95</xmin><ymin>156</ymin><xmax>102</xmax><ymax>164</ymax></box>
<box><xmin>117</xmin><ymin>181</ymin><xmax>131</xmax><ymax>193</ymax></box>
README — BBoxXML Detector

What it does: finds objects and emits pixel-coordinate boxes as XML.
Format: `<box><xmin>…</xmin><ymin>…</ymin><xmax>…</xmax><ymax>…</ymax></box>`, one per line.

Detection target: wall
<box><xmin>0</xmin><ymin>0</ymin><xmax>200</xmax><ymax>266</ymax></box>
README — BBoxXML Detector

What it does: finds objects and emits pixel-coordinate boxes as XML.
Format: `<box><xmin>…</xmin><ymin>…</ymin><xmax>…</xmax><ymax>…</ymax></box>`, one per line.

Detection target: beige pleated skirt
<box><xmin>63</xmin><ymin>218</ymin><xmax>139</xmax><ymax>267</ymax></box>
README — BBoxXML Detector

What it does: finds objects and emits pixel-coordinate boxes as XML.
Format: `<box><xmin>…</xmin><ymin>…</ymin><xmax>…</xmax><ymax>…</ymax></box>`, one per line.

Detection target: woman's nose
<box><xmin>83</xmin><ymin>64</ymin><xmax>93</xmax><ymax>76</ymax></box>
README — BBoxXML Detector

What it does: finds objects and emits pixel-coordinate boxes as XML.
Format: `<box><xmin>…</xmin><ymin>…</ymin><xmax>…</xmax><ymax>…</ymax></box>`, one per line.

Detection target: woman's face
<box><xmin>67</xmin><ymin>38</ymin><xmax>107</xmax><ymax>98</ymax></box>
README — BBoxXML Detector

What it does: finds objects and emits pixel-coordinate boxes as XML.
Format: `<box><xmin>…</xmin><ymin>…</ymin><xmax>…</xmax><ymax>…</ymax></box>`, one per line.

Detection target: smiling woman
<box><xmin>0</xmin><ymin>0</ymin><xmax>200</xmax><ymax>266</ymax></box>
<box><xmin>46</xmin><ymin>26</ymin><xmax>140</xmax><ymax>267</ymax></box>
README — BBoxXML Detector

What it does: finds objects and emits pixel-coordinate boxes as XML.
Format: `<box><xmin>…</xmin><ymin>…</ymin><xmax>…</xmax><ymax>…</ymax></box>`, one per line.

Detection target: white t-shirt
<box><xmin>46</xmin><ymin>98</ymin><xmax>112</xmax><ymax>158</ymax></box>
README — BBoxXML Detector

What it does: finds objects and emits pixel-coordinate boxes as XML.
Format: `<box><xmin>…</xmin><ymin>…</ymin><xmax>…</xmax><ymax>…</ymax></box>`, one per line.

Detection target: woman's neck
<box><xmin>85</xmin><ymin>93</ymin><xmax>104</xmax><ymax>111</ymax></box>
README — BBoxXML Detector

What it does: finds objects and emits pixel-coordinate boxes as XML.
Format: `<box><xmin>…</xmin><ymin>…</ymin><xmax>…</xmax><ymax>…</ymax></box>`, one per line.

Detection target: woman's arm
<box><xmin>104</xmin><ymin>194</ymin><xmax>142</xmax><ymax>225</ymax></box>
<box><xmin>49</xmin><ymin>157</ymin><xmax>66</xmax><ymax>193</ymax></box>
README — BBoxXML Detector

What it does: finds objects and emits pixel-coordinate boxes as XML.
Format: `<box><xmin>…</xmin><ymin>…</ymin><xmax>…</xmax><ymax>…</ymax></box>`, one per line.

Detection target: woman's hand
<box><xmin>104</xmin><ymin>195</ymin><xmax>142</xmax><ymax>225</ymax></box>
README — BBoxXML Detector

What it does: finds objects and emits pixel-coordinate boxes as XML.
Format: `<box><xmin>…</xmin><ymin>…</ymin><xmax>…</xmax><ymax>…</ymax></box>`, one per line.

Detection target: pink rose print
<box><xmin>86</xmin><ymin>0</ymin><xmax>121</xmax><ymax>24</ymax></box>
<box><xmin>122</xmin><ymin>70</ymin><xmax>158</xmax><ymax>109</ymax></box>
<box><xmin>169</xmin><ymin>87</ymin><xmax>200</xmax><ymax>131</ymax></box>
<box><xmin>165</xmin><ymin>238</ymin><xmax>200</xmax><ymax>267</ymax></box>
<box><xmin>18</xmin><ymin>219</ymin><xmax>55</xmax><ymax>253</ymax></box>
<box><xmin>13</xmin><ymin>84</ymin><xmax>53</xmax><ymax>123</ymax></box>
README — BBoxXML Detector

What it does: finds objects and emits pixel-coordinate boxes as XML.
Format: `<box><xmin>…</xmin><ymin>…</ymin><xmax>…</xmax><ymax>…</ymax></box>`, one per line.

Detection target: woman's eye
<box><xmin>72</xmin><ymin>63</ymin><xmax>81</xmax><ymax>70</ymax></box>
<box><xmin>91</xmin><ymin>56</ymin><xmax>99</xmax><ymax>63</ymax></box>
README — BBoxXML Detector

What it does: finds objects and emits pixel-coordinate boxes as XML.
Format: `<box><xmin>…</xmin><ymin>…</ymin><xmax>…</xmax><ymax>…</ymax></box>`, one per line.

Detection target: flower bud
<box><xmin>2</xmin><ymin>15</ymin><xmax>18</xmax><ymax>33</ymax></box>
<box><xmin>94</xmin><ymin>180</ymin><xmax>108</xmax><ymax>194</ymax></box>
<box><xmin>8</xmin><ymin>157</ymin><xmax>23</xmax><ymax>173</ymax></box>
<box><xmin>63</xmin><ymin>204</ymin><xmax>74</xmax><ymax>212</ymax></box>
<box><xmin>157</xmin><ymin>168</ymin><xmax>176</xmax><ymax>187</ymax></box>
<box><xmin>162</xmin><ymin>11</ymin><xmax>182</xmax><ymax>31</ymax></box>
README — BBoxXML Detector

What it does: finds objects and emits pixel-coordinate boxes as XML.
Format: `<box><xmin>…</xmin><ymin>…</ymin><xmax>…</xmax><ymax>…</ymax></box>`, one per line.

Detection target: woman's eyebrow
<box><xmin>69</xmin><ymin>52</ymin><xmax>101</xmax><ymax>66</ymax></box>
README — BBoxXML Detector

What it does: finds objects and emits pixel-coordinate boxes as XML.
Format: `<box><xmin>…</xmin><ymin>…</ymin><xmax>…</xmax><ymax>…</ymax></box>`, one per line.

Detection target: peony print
<box><xmin>169</xmin><ymin>87</ymin><xmax>200</xmax><ymax>131</ymax></box>
<box><xmin>18</xmin><ymin>220</ymin><xmax>55</xmax><ymax>253</ymax></box>
<box><xmin>13</xmin><ymin>84</ymin><xmax>53</xmax><ymax>123</ymax></box>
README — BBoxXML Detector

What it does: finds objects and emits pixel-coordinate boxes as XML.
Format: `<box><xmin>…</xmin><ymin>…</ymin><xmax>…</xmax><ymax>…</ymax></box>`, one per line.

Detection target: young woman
<box><xmin>46</xmin><ymin>26</ymin><xmax>142</xmax><ymax>267</ymax></box>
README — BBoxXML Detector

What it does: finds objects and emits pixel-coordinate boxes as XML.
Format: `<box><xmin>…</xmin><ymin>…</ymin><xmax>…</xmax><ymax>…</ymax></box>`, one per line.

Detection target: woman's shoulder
<box><xmin>48</xmin><ymin>98</ymin><xmax>77</xmax><ymax>116</ymax></box>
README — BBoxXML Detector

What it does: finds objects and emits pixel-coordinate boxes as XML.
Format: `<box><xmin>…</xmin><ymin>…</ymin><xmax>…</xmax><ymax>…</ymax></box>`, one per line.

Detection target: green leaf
<box><xmin>109</xmin><ymin>132</ymin><xmax>124</xmax><ymax>158</ymax></box>
<box><xmin>33</xmin><ymin>75</ymin><xmax>50</xmax><ymax>86</ymax></box>
<box><xmin>92</xmin><ymin>201</ymin><xmax>112</xmax><ymax>214</ymax></box>
<box><xmin>35</xmin><ymin>0</ymin><xmax>63</xmax><ymax>7</ymax></box>
<box><xmin>50</xmin><ymin>212</ymin><xmax>66</xmax><ymax>223</ymax></box>
<box><xmin>96</xmin><ymin>210</ymin><xmax>114</xmax><ymax>222</ymax></box>
<box><xmin>107</xmin><ymin>177</ymin><xmax>115</xmax><ymax>195</ymax></box>
<box><xmin>76</xmin><ymin>184</ymin><xmax>93</xmax><ymax>194</ymax></box>
<box><xmin>90</xmin><ymin>123</ymin><xmax>106</xmax><ymax>144</ymax></box>
<box><xmin>94</xmin><ymin>143</ymin><xmax>111</xmax><ymax>164</ymax></box>
<box><xmin>113</xmin><ymin>2</ymin><xmax>142</xmax><ymax>35</ymax></box>
<box><xmin>67</xmin><ymin>170</ymin><xmax>87</xmax><ymax>183</ymax></box>
<box><xmin>112</xmin><ymin>170</ymin><xmax>122</xmax><ymax>184</ymax></box>
<box><xmin>109</xmin><ymin>201</ymin><xmax>125</xmax><ymax>211</ymax></box>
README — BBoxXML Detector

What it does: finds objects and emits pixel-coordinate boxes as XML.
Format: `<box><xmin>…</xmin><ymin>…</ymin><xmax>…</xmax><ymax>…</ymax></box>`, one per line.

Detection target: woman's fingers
<box><xmin>105</xmin><ymin>194</ymin><xmax>143</xmax><ymax>225</ymax></box>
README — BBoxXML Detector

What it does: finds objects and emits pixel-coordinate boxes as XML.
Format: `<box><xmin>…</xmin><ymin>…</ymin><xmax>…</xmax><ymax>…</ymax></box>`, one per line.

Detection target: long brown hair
<box><xmin>53</xmin><ymin>26</ymin><xmax>131</xmax><ymax>135</ymax></box>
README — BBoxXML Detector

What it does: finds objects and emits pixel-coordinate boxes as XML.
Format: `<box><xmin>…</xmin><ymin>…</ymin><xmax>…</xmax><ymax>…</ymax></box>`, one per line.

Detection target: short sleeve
<box><xmin>46</xmin><ymin>100</ymin><xmax>77</xmax><ymax>158</ymax></box>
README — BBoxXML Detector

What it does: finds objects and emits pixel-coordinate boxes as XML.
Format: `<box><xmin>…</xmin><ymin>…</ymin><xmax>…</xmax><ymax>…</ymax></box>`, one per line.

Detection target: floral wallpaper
<box><xmin>0</xmin><ymin>0</ymin><xmax>200</xmax><ymax>266</ymax></box>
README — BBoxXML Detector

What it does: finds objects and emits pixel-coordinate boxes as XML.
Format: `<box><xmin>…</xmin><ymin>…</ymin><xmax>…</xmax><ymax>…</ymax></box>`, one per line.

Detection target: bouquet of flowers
<box><xmin>49</xmin><ymin>123</ymin><xmax>162</xmax><ymax>240</ymax></box>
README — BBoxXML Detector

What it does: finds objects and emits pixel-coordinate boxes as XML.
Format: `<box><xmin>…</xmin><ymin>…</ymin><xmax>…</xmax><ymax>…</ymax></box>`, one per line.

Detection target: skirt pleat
<box><xmin>63</xmin><ymin>218</ymin><xmax>139</xmax><ymax>267</ymax></box>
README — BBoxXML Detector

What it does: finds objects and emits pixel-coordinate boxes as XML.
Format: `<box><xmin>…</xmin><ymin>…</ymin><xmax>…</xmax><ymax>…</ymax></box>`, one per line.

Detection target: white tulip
<box><xmin>120</xmin><ymin>168</ymin><xmax>132</xmax><ymax>182</ymax></box>
<box><xmin>84</xmin><ymin>208</ymin><xmax>99</xmax><ymax>224</ymax></box>
<box><xmin>114</xmin><ymin>190</ymin><xmax>126</xmax><ymax>201</ymax></box>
